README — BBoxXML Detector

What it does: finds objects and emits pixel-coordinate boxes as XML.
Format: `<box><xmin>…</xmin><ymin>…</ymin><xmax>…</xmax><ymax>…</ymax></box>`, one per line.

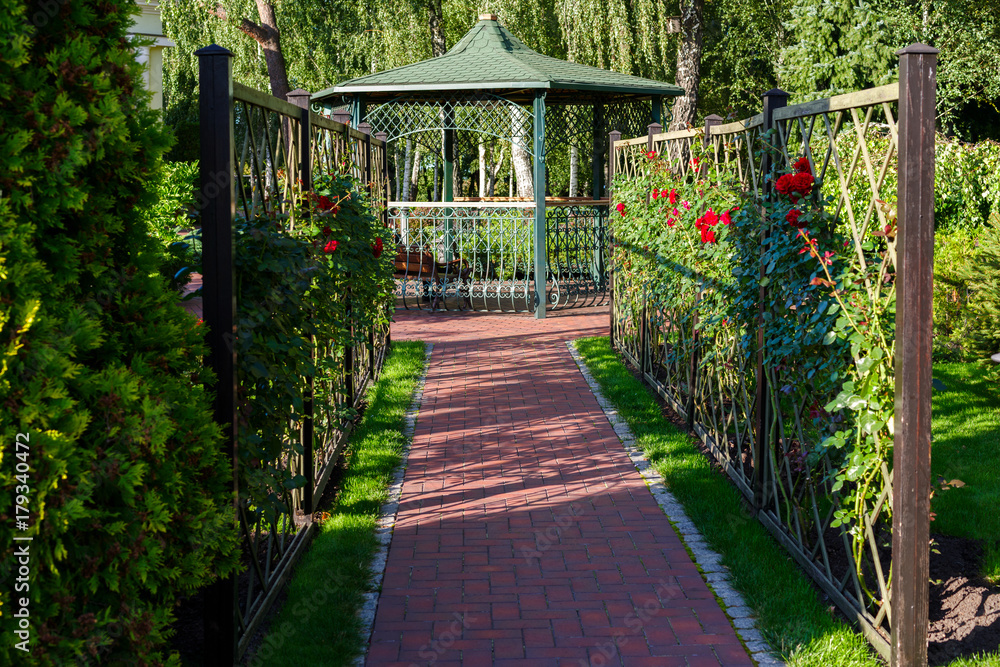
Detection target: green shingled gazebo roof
<box><xmin>312</xmin><ymin>15</ymin><xmax>684</xmax><ymax>105</ymax></box>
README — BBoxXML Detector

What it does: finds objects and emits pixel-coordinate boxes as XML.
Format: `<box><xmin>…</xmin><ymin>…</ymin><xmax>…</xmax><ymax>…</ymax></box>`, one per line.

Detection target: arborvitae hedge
<box><xmin>0</xmin><ymin>0</ymin><xmax>237</xmax><ymax>663</ymax></box>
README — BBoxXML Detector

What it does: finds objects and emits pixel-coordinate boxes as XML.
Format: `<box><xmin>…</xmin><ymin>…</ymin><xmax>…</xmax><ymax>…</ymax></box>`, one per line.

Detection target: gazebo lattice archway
<box><xmin>313</xmin><ymin>14</ymin><xmax>683</xmax><ymax>317</ymax></box>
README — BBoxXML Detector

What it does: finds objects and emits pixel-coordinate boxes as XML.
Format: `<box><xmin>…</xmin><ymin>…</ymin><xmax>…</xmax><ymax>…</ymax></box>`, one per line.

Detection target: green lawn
<box><xmin>247</xmin><ymin>340</ymin><xmax>427</xmax><ymax>667</ymax></box>
<box><xmin>574</xmin><ymin>337</ymin><xmax>879</xmax><ymax>667</ymax></box>
<box><xmin>931</xmin><ymin>362</ymin><xmax>1000</xmax><ymax>582</ymax></box>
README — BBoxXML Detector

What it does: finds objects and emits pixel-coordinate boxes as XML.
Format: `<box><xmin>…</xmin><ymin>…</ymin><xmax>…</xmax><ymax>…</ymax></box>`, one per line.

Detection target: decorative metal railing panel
<box><xmin>391</xmin><ymin>202</ymin><xmax>607</xmax><ymax>312</ymax></box>
<box><xmin>199</xmin><ymin>63</ymin><xmax>392</xmax><ymax>662</ymax></box>
<box><xmin>608</xmin><ymin>78</ymin><xmax>925</xmax><ymax>660</ymax></box>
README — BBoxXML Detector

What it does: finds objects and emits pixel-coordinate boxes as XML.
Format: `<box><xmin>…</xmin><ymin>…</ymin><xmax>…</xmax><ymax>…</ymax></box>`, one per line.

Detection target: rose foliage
<box><xmin>612</xmin><ymin>135</ymin><xmax>897</xmax><ymax>604</ymax></box>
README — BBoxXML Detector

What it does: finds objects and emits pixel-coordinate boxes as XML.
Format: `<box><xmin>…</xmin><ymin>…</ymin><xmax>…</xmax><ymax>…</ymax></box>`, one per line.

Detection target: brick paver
<box><xmin>369</xmin><ymin>307</ymin><xmax>752</xmax><ymax>667</ymax></box>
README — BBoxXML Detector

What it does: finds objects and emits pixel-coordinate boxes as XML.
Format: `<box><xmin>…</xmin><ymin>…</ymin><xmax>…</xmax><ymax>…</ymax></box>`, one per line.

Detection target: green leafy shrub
<box><xmin>231</xmin><ymin>172</ymin><xmax>394</xmax><ymax>522</ymax></box>
<box><xmin>140</xmin><ymin>160</ymin><xmax>199</xmax><ymax>244</ymax></box>
<box><xmin>935</xmin><ymin>138</ymin><xmax>1000</xmax><ymax>233</ymax></box>
<box><xmin>0</xmin><ymin>1</ymin><xmax>237</xmax><ymax>663</ymax></box>
<box><xmin>816</xmin><ymin>130</ymin><xmax>1000</xmax><ymax>233</ymax></box>
<box><xmin>965</xmin><ymin>222</ymin><xmax>1000</xmax><ymax>360</ymax></box>
<box><xmin>138</xmin><ymin>159</ymin><xmax>200</xmax><ymax>289</ymax></box>
<box><xmin>932</xmin><ymin>223</ymin><xmax>1000</xmax><ymax>362</ymax></box>
<box><xmin>933</xmin><ymin>227</ymin><xmax>979</xmax><ymax>361</ymax></box>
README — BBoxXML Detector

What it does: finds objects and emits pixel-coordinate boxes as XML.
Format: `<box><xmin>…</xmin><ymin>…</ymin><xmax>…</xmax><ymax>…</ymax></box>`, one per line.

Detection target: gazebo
<box><xmin>312</xmin><ymin>14</ymin><xmax>683</xmax><ymax>318</ymax></box>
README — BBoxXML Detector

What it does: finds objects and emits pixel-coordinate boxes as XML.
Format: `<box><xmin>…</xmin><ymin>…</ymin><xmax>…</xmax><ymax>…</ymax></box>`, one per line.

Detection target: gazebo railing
<box><xmin>390</xmin><ymin>200</ymin><xmax>608</xmax><ymax>312</ymax></box>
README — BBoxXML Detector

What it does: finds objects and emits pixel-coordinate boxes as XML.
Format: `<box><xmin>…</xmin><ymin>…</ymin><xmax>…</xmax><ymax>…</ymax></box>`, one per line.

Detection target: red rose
<box><xmin>776</xmin><ymin>173</ymin><xmax>794</xmax><ymax>195</ymax></box>
<box><xmin>669</xmin><ymin>189</ymin><xmax>678</xmax><ymax>205</ymax></box>
<box><xmin>700</xmin><ymin>226</ymin><xmax>716</xmax><ymax>243</ymax></box>
<box><xmin>322</xmin><ymin>226</ymin><xmax>332</xmax><ymax>235</ymax></box>
<box><xmin>786</xmin><ymin>208</ymin><xmax>805</xmax><ymax>227</ymax></box>
<box><xmin>652</xmin><ymin>188</ymin><xmax>659</xmax><ymax>199</ymax></box>
<box><xmin>646</xmin><ymin>150</ymin><xmax>657</xmax><ymax>159</ymax></box>
<box><xmin>721</xmin><ymin>209</ymin><xmax>736</xmax><ymax>225</ymax></box>
<box><xmin>615</xmin><ymin>202</ymin><xmax>626</xmax><ymax>216</ymax></box>
<box><xmin>792</xmin><ymin>172</ymin><xmax>814</xmax><ymax>196</ymax></box>
<box><xmin>372</xmin><ymin>237</ymin><xmax>384</xmax><ymax>258</ymax></box>
<box><xmin>323</xmin><ymin>239</ymin><xmax>338</xmax><ymax>254</ymax></box>
<box><xmin>793</xmin><ymin>156</ymin><xmax>811</xmax><ymax>174</ymax></box>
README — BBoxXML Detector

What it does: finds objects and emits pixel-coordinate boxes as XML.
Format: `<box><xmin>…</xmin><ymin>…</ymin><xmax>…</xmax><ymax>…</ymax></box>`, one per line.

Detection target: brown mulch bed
<box><xmin>619</xmin><ymin>350</ymin><xmax>1000</xmax><ymax>665</ymax></box>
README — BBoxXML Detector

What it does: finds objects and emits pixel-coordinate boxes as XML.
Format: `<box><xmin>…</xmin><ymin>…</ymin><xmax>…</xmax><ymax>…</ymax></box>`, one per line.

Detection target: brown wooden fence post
<box><xmin>196</xmin><ymin>43</ymin><xmax>237</xmax><ymax>666</ymax></box>
<box><xmin>891</xmin><ymin>42</ymin><xmax>938</xmax><ymax>667</ymax></box>
<box><xmin>646</xmin><ymin>122</ymin><xmax>662</xmax><ymax>205</ymax></box>
<box><xmin>287</xmin><ymin>89</ymin><xmax>315</xmax><ymax>516</ymax></box>
<box><xmin>753</xmin><ymin>89</ymin><xmax>788</xmax><ymax>510</ymax></box>
<box><xmin>608</xmin><ymin>129</ymin><xmax>622</xmax><ymax>348</ymax></box>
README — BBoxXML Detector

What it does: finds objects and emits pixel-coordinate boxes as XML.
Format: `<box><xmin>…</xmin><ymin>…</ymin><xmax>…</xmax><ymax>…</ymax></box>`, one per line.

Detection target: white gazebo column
<box><xmin>129</xmin><ymin>0</ymin><xmax>174</xmax><ymax>110</ymax></box>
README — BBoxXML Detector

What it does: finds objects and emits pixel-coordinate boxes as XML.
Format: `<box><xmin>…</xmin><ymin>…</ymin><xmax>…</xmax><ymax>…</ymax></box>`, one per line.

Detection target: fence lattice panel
<box><xmin>610</xmin><ymin>82</ymin><xmax>909</xmax><ymax>658</ymax></box>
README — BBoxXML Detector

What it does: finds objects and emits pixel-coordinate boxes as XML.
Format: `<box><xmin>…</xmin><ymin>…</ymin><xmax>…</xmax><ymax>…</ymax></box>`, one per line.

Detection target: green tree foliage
<box><xmin>700</xmin><ymin>0</ymin><xmax>791</xmax><ymax>118</ymax></box>
<box><xmin>0</xmin><ymin>0</ymin><xmax>238</xmax><ymax>662</ymax></box>
<box><xmin>779</xmin><ymin>0</ymin><xmax>1000</xmax><ymax>140</ymax></box>
<box><xmin>779</xmin><ymin>0</ymin><xmax>899</xmax><ymax>99</ymax></box>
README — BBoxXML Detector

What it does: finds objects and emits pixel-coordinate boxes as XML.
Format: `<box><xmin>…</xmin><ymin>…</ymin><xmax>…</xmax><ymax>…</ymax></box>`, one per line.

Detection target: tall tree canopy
<box><xmin>161</xmin><ymin>0</ymin><xmax>1000</xmax><ymax>160</ymax></box>
<box><xmin>778</xmin><ymin>0</ymin><xmax>1000</xmax><ymax>139</ymax></box>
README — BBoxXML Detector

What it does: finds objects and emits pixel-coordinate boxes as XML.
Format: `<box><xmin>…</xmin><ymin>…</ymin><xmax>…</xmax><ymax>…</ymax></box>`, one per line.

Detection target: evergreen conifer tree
<box><xmin>0</xmin><ymin>0</ymin><xmax>237</xmax><ymax>662</ymax></box>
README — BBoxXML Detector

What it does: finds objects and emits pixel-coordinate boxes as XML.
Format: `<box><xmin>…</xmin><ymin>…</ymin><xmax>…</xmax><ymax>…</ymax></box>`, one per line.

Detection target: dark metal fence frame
<box><xmin>196</xmin><ymin>44</ymin><xmax>391</xmax><ymax>665</ymax></box>
<box><xmin>608</xmin><ymin>45</ymin><xmax>938</xmax><ymax>666</ymax></box>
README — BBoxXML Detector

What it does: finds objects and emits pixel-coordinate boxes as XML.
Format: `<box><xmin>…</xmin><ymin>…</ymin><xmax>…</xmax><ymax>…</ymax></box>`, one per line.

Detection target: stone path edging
<box><xmin>354</xmin><ymin>342</ymin><xmax>433</xmax><ymax>667</ymax></box>
<box><xmin>566</xmin><ymin>340</ymin><xmax>785</xmax><ymax>667</ymax></box>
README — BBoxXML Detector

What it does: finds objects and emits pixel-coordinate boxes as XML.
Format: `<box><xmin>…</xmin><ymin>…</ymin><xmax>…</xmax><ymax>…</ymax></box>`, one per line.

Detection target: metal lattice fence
<box><xmin>389</xmin><ymin>201</ymin><xmax>607</xmax><ymax>311</ymax></box>
<box><xmin>196</xmin><ymin>47</ymin><xmax>391</xmax><ymax>663</ymax></box>
<box><xmin>609</xmin><ymin>48</ymin><xmax>938</xmax><ymax>665</ymax></box>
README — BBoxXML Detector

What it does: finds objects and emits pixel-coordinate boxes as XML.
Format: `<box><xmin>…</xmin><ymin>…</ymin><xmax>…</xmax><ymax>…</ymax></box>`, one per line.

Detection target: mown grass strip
<box><xmin>249</xmin><ymin>340</ymin><xmax>427</xmax><ymax>667</ymax></box>
<box><xmin>574</xmin><ymin>336</ymin><xmax>879</xmax><ymax>667</ymax></box>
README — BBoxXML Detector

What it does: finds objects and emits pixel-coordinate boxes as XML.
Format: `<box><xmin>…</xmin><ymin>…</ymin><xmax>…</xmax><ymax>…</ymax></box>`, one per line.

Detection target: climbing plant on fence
<box><xmin>610</xmin><ymin>48</ymin><xmax>938</xmax><ymax>665</ymax></box>
<box><xmin>193</xmin><ymin>46</ymin><xmax>393</xmax><ymax>662</ymax></box>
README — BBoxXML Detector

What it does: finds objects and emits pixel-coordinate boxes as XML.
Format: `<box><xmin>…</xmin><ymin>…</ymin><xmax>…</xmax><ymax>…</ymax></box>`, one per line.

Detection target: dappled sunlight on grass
<box><xmin>932</xmin><ymin>362</ymin><xmax>1000</xmax><ymax>582</ymax></box>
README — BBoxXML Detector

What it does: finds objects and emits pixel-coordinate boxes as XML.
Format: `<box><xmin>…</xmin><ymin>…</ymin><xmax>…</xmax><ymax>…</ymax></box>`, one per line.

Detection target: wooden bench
<box><xmin>394</xmin><ymin>246</ymin><xmax>472</xmax><ymax>309</ymax></box>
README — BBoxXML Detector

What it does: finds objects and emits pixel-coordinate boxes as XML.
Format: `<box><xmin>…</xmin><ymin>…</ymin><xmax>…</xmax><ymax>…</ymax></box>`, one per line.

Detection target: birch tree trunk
<box><xmin>428</xmin><ymin>0</ymin><xmax>446</xmax><ymax>57</ymax></box>
<box><xmin>402</xmin><ymin>139</ymin><xmax>412</xmax><ymax>202</ymax></box>
<box><xmin>479</xmin><ymin>142</ymin><xmax>487</xmax><ymax>197</ymax></box>
<box><xmin>395</xmin><ymin>146</ymin><xmax>402</xmax><ymax>200</ymax></box>
<box><xmin>669</xmin><ymin>0</ymin><xmax>704</xmax><ymax>131</ymax></box>
<box><xmin>433</xmin><ymin>155</ymin><xmax>439</xmax><ymax>201</ymax></box>
<box><xmin>511</xmin><ymin>105</ymin><xmax>533</xmax><ymax>198</ymax></box>
<box><xmin>486</xmin><ymin>145</ymin><xmax>505</xmax><ymax>197</ymax></box>
<box><xmin>409</xmin><ymin>147</ymin><xmax>421</xmax><ymax>201</ymax></box>
<box><xmin>569</xmin><ymin>145</ymin><xmax>579</xmax><ymax>197</ymax></box>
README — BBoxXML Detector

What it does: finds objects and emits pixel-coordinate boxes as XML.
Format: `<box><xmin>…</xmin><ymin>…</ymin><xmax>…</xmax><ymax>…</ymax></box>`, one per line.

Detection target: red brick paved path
<box><xmin>369</xmin><ymin>307</ymin><xmax>752</xmax><ymax>667</ymax></box>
